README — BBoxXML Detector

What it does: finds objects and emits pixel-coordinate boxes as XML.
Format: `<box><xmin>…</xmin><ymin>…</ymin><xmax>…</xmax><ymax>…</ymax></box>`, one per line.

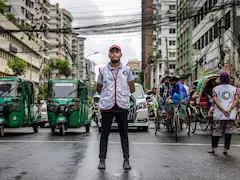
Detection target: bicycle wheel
<box><xmin>189</xmin><ymin>107</ymin><xmax>197</xmax><ymax>133</ymax></box>
<box><xmin>199</xmin><ymin>108</ymin><xmax>209</xmax><ymax>131</ymax></box>
<box><xmin>173</xmin><ymin>112</ymin><xmax>179</xmax><ymax>141</ymax></box>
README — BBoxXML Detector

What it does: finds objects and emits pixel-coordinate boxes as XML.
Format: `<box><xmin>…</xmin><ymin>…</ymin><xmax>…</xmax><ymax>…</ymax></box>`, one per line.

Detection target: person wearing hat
<box><xmin>158</xmin><ymin>76</ymin><xmax>171</xmax><ymax>113</ymax></box>
<box><xmin>97</xmin><ymin>45</ymin><xmax>135</xmax><ymax>170</ymax></box>
<box><xmin>168</xmin><ymin>75</ymin><xmax>188</xmax><ymax>103</ymax></box>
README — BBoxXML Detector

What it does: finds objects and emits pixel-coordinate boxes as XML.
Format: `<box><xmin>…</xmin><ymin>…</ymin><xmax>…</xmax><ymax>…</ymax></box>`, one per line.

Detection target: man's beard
<box><xmin>111</xmin><ymin>59</ymin><xmax>120</xmax><ymax>64</ymax></box>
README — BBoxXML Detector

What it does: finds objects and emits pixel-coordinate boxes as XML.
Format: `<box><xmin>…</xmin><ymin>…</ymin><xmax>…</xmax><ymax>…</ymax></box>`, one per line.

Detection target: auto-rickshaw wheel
<box><xmin>51</xmin><ymin>126</ymin><xmax>55</xmax><ymax>133</ymax></box>
<box><xmin>86</xmin><ymin>124</ymin><xmax>90</xmax><ymax>133</ymax></box>
<box><xmin>59</xmin><ymin>124</ymin><xmax>65</xmax><ymax>136</ymax></box>
<box><xmin>0</xmin><ymin>125</ymin><xmax>4</xmax><ymax>137</ymax></box>
<box><xmin>33</xmin><ymin>124</ymin><xmax>39</xmax><ymax>133</ymax></box>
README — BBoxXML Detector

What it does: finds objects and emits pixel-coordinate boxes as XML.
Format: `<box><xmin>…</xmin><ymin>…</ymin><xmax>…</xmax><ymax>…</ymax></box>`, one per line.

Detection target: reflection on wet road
<box><xmin>0</xmin><ymin>125</ymin><xmax>240</xmax><ymax>180</ymax></box>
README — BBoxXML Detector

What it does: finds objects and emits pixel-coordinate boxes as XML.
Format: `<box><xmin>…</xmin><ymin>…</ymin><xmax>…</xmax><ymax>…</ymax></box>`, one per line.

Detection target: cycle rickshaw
<box><xmin>190</xmin><ymin>74</ymin><xmax>219</xmax><ymax>132</ymax></box>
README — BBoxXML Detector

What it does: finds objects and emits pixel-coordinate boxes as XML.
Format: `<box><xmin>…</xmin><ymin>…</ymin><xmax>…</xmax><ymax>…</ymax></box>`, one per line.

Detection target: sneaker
<box><xmin>123</xmin><ymin>159</ymin><xmax>132</xmax><ymax>170</ymax></box>
<box><xmin>98</xmin><ymin>159</ymin><xmax>106</xmax><ymax>169</ymax></box>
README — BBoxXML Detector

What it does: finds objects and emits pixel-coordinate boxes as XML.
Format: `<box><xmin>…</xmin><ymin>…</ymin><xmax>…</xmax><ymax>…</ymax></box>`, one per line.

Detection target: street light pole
<box><xmin>85</xmin><ymin>52</ymin><xmax>99</xmax><ymax>95</ymax></box>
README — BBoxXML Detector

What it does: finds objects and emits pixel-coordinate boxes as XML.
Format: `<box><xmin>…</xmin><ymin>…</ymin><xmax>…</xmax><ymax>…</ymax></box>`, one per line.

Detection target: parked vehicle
<box><xmin>47</xmin><ymin>79</ymin><xmax>91</xmax><ymax>136</ymax></box>
<box><xmin>39</xmin><ymin>100</ymin><xmax>48</xmax><ymax>127</ymax></box>
<box><xmin>0</xmin><ymin>77</ymin><xmax>42</xmax><ymax>137</ymax></box>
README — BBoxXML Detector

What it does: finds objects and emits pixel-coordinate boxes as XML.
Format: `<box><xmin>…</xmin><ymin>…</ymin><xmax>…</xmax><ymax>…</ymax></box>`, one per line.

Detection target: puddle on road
<box><xmin>96</xmin><ymin>170</ymin><xmax>143</xmax><ymax>180</ymax></box>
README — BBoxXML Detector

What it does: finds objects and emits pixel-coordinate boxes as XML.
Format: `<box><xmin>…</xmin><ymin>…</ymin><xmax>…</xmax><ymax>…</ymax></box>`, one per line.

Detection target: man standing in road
<box><xmin>97</xmin><ymin>45</ymin><xmax>135</xmax><ymax>170</ymax></box>
<box><xmin>179</xmin><ymin>76</ymin><xmax>190</xmax><ymax>95</ymax></box>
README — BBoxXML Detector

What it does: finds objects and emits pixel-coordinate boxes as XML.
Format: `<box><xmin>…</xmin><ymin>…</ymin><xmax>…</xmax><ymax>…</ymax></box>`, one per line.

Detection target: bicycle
<box><xmin>171</xmin><ymin>102</ymin><xmax>191</xmax><ymax>141</ymax></box>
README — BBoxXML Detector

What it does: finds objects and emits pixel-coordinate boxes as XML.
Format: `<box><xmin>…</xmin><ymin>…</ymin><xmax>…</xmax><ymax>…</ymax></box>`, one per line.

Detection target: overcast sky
<box><xmin>49</xmin><ymin>0</ymin><xmax>141</xmax><ymax>78</ymax></box>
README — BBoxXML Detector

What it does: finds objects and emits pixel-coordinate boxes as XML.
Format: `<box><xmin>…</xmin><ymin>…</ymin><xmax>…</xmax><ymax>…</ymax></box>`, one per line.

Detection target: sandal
<box><xmin>223</xmin><ymin>152</ymin><xmax>228</xmax><ymax>155</ymax></box>
<box><xmin>207</xmin><ymin>150</ymin><xmax>215</xmax><ymax>154</ymax></box>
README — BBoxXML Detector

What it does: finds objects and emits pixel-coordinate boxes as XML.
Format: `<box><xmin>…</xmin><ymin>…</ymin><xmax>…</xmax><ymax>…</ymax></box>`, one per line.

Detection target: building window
<box><xmin>169</xmin><ymin>17</ymin><xmax>176</xmax><ymax>22</ymax></box>
<box><xmin>225</xmin><ymin>11</ymin><xmax>230</xmax><ymax>29</ymax></box>
<box><xmin>169</xmin><ymin>5</ymin><xmax>176</xmax><ymax>10</ymax></box>
<box><xmin>169</xmin><ymin>40</ymin><xmax>176</xmax><ymax>46</ymax></box>
<box><xmin>169</xmin><ymin>29</ymin><xmax>176</xmax><ymax>34</ymax></box>
<box><xmin>170</xmin><ymin>64</ymin><xmax>176</xmax><ymax>69</ymax></box>
<box><xmin>209</xmin><ymin>28</ymin><xmax>213</xmax><ymax>42</ymax></box>
<box><xmin>158</xmin><ymin>38</ymin><xmax>161</xmax><ymax>45</ymax></box>
<box><xmin>21</xmin><ymin>7</ymin><xmax>24</xmax><ymax>14</ymax></box>
<box><xmin>159</xmin><ymin>64</ymin><xmax>162</xmax><ymax>71</ymax></box>
<box><xmin>169</xmin><ymin>52</ymin><xmax>176</xmax><ymax>57</ymax></box>
<box><xmin>205</xmin><ymin>33</ymin><xmax>208</xmax><ymax>46</ymax></box>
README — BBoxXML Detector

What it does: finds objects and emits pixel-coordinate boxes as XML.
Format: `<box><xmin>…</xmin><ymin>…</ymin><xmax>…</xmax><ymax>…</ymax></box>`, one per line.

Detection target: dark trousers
<box><xmin>211</xmin><ymin>120</ymin><xmax>234</xmax><ymax>149</ymax></box>
<box><xmin>99</xmin><ymin>110</ymin><xmax>129</xmax><ymax>160</ymax></box>
<box><xmin>212</xmin><ymin>134</ymin><xmax>232</xmax><ymax>149</ymax></box>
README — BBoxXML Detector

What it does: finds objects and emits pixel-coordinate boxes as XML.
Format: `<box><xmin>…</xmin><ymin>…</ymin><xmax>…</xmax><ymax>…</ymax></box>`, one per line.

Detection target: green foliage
<box><xmin>43</xmin><ymin>59</ymin><xmax>72</xmax><ymax>79</ymax></box>
<box><xmin>55</xmin><ymin>59</ymin><xmax>72</xmax><ymax>77</ymax></box>
<box><xmin>36</xmin><ymin>85</ymin><xmax>47</xmax><ymax>104</ymax></box>
<box><xmin>0</xmin><ymin>0</ymin><xmax>7</xmax><ymax>14</ymax></box>
<box><xmin>6</xmin><ymin>13</ymin><xmax>17</xmax><ymax>24</ymax></box>
<box><xmin>8</xmin><ymin>56</ymin><xmax>27</xmax><ymax>76</ymax></box>
<box><xmin>42</xmin><ymin>66</ymin><xmax>52</xmax><ymax>80</ymax></box>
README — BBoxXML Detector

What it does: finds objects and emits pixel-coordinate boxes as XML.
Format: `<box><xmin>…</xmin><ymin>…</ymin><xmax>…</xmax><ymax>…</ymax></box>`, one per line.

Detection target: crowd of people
<box><xmin>147</xmin><ymin>73</ymin><xmax>239</xmax><ymax>155</ymax></box>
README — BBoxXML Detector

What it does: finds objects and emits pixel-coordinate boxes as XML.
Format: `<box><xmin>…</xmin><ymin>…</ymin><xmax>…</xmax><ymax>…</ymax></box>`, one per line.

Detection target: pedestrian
<box><xmin>208</xmin><ymin>73</ymin><xmax>239</xmax><ymax>155</ymax></box>
<box><xmin>230</xmin><ymin>76</ymin><xmax>235</xmax><ymax>86</ymax></box>
<box><xmin>96</xmin><ymin>45</ymin><xmax>135</xmax><ymax>170</ymax></box>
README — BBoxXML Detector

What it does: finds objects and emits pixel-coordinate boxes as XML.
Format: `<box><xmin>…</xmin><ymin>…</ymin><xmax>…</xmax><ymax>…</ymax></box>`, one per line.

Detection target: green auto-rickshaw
<box><xmin>0</xmin><ymin>77</ymin><xmax>41</xmax><ymax>137</ymax></box>
<box><xmin>47</xmin><ymin>79</ymin><xmax>91</xmax><ymax>135</ymax></box>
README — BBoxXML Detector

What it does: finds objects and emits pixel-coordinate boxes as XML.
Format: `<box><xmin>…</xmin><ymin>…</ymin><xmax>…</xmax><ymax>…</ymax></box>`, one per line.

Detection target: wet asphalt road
<box><xmin>1</xmin><ymin>123</ymin><xmax>240</xmax><ymax>180</ymax></box>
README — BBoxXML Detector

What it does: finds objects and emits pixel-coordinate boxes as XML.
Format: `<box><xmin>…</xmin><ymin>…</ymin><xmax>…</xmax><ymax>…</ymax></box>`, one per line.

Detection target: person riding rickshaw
<box><xmin>190</xmin><ymin>74</ymin><xmax>219</xmax><ymax>132</ymax></box>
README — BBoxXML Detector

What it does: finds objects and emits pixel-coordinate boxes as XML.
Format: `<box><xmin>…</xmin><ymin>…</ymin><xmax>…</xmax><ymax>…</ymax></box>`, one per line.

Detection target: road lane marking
<box><xmin>1</xmin><ymin>140</ymin><xmax>240</xmax><ymax>147</ymax></box>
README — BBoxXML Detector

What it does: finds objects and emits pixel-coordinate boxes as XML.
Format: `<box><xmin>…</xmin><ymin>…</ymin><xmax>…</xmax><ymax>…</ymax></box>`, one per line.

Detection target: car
<box><xmin>39</xmin><ymin>100</ymin><xmax>48</xmax><ymax>128</ymax></box>
<box><xmin>98</xmin><ymin>83</ymin><xmax>149</xmax><ymax>131</ymax></box>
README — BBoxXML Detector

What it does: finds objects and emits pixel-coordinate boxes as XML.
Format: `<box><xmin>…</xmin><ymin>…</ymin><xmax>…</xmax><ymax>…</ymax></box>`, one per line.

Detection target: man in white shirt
<box><xmin>179</xmin><ymin>76</ymin><xmax>189</xmax><ymax>95</ymax></box>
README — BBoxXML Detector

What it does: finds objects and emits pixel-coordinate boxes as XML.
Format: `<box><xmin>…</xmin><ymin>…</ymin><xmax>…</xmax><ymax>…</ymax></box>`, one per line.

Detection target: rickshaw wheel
<box><xmin>86</xmin><ymin>124</ymin><xmax>90</xmax><ymax>133</ymax></box>
<box><xmin>0</xmin><ymin>125</ymin><xmax>4</xmax><ymax>137</ymax></box>
<box><xmin>98</xmin><ymin>127</ymin><xmax>102</xmax><ymax>133</ymax></box>
<box><xmin>59</xmin><ymin>124</ymin><xmax>65</xmax><ymax>136</ymax></box>
<box><xmin>33</xmin><ymin>124</ymin><xmax>39</xmax><ymax>133</ymax></box>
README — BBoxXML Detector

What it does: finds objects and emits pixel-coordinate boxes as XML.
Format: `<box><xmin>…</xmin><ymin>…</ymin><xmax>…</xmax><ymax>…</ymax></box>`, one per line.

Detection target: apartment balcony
<box><xmin>44</xmin><ymin>13</ymin><xmax>50</xmax><ymax>20</ymax></box>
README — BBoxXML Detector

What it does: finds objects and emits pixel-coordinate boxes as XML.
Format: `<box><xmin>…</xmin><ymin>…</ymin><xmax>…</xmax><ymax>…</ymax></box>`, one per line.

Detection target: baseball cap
<box><xmin>109</xmin><ymin>45</ymin><xmax>121</xmax><ymax>52</ymax></box>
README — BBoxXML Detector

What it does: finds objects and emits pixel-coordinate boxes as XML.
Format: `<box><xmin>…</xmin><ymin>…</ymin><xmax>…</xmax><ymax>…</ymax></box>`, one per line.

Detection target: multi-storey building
<box><xmin>72</xmin><ymin>35</ymin><xmax>86</xmax><ymax>79</ymax></box>
<box><xmin>142</xmin><ymin>0</ymin><xmax>154</xmax><ymax>89</ymax></box>
<box><xmin>127</xmin><ymin>60</ymin><xmax>142</xmax><ymax>80</ymax></box>
<box><xmin>151</xmin><ymin>0</ymin><xmax>177</xmax><ymax>88</ymax></box>
<box><xmin>49</xmin><ymin>3</ymin><xmax>73</xmax><ymax>63</ymax></box>
<box><xmin>0</xmin><ymin>13</ymin><xmax>41</xmax><ymax>83</ymax></box>
<box><xmin>176</xmin><ymin>0</ymin><xmax>194</xmax><ymax>83</ymax></box>
<box><xmin>192</xmin><ymin>0</ymin><xmax>239</xmax><ymax>80</ymax></box>
<box><xmin>6</xmin><ymin>0</ymin><xmax>50</xmax><ymax>70</ymax></box>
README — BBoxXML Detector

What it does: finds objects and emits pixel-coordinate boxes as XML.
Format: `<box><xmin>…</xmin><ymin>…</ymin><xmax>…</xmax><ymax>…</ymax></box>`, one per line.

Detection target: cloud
<box><xmin>49</xmin><ymin>0</ymin><xmax>141</xmax><ymax>79</ymax></box>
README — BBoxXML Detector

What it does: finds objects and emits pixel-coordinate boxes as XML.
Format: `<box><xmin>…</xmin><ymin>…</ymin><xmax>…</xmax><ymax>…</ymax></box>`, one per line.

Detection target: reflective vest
<box><xmin>99</xmin><ymin>64</ymin><xmax>131</xmax><ymax>110</ymax></box>
<box><xmin>213</xmin><ymin>84</ymin><xmax>237</xmax><ymax>120</ymax></box>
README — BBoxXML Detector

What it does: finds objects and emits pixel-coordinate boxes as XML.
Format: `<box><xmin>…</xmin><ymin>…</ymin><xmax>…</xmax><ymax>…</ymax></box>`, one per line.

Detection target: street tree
<box><xmin>8</xmin><ymin>56</ymin><xmax>27</xmax><ymax>76</ymax></box>
<box><xmin>55</xmin><ymin>59</ymin><xmax>72</xmax><ymax>78</ymax></box>
<box><xmin>0</xmin><ymin>0</ymin><xmax>7</xmax><ymax>14</ymax></box>
<box><xmin>42</xmin><ymin>66</ymin><xmax>52</xmax><ymax>81</ymax></box>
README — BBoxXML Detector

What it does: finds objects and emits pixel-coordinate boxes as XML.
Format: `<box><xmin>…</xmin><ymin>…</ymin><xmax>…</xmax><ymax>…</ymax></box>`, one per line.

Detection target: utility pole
<box><xmin>165</xmin><ymin>37</ymin><xmax>169</xmax><ymax>75</ymax></box>
<box><xmin>219</xmin><ymin>0</ymin><xmax>225</xmax><ymax>70</ymax></box>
